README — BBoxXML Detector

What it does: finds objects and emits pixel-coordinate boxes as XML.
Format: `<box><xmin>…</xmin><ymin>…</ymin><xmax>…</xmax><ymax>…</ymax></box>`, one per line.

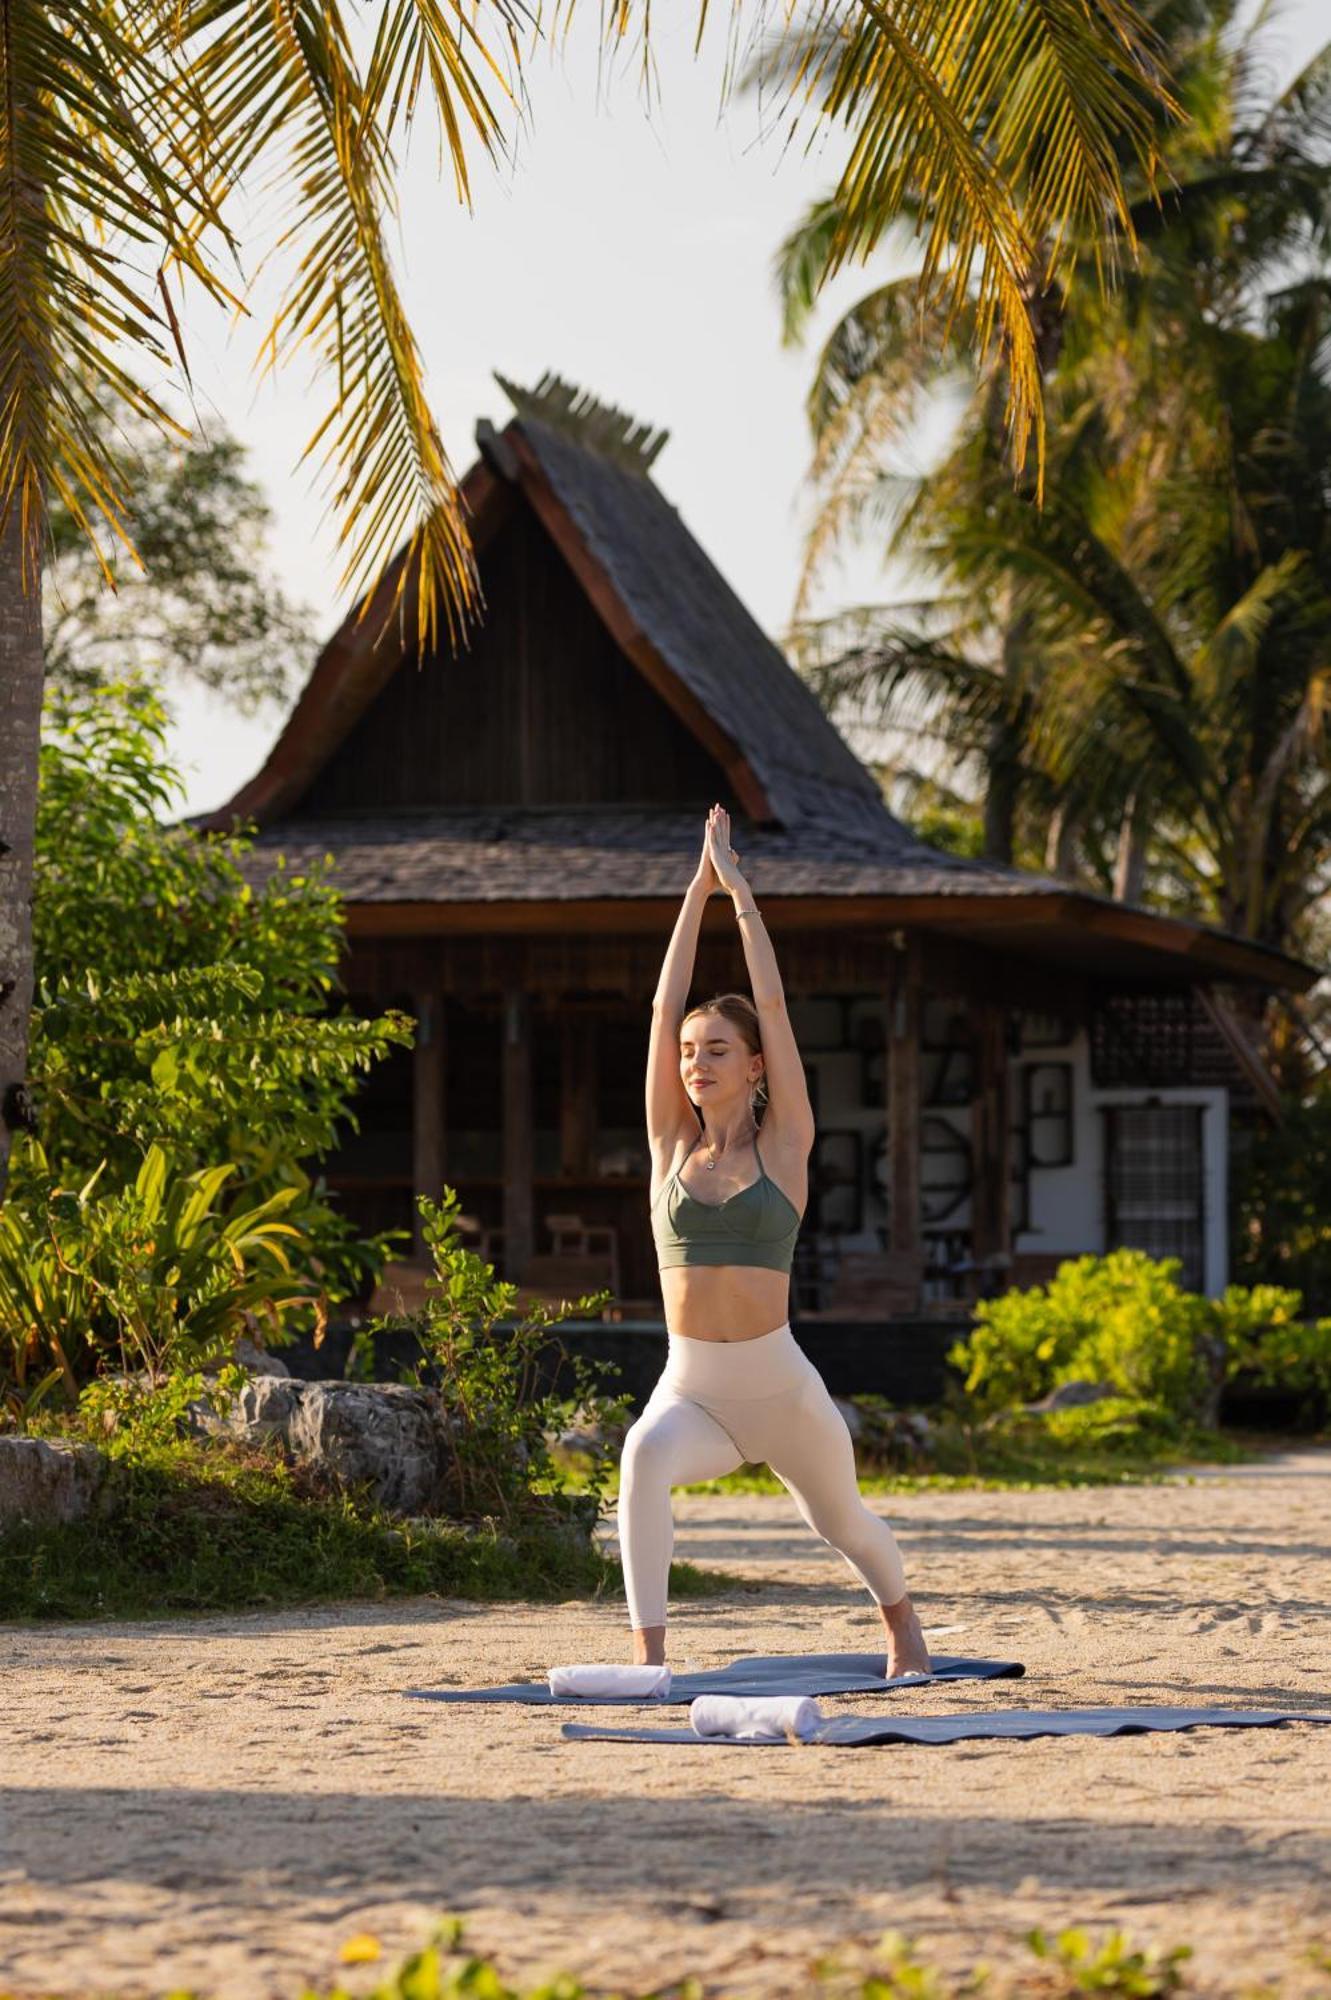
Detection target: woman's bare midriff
<box><xmin>658</xmin><ymin>1265</ymin><xmax>793</xmax><ymax>1342</ymax></box>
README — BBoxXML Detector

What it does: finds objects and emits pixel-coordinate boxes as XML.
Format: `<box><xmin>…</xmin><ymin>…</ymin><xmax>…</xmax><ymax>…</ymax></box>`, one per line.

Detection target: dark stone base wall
<box><xmin>288</xmin><ymin>1315</ymin><xmax>971</xmax><ymax>1411</ymax></box>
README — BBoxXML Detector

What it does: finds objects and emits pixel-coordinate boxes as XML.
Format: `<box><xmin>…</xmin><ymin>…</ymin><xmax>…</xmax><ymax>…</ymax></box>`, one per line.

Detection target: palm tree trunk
<box><xmin>983</xmin><ymin>715</ymin><xmax>1022</xmax><ymax>864</ymax></box>
<box><xmin>1113</xmin><ymin>789</ymin><xmax>1150</xmax><ymax>904</ymax></box>
<box><xmin>985</xmin><ymin>614</ymin><xmax>1032</xmax><ymax>865</ymax></box>
<box><xmin>1044</xmin><ymin>797</ymin><xmax>1077</xmax><ymax>876</ymax></box>
<box><xmin>0</xmin><ymin>505</ymin><xmax>46</xmax><ymax>1203</ymax></box>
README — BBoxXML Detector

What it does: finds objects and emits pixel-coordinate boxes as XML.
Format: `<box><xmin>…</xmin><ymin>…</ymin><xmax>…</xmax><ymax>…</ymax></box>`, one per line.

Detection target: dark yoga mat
<box><xmin>404</xmin><ymin>1651</ymin><xmax>1025</xmax><ymax>1707</ymax></box>
<box><xmin>560</xmin><ymin>1704</ymin><xmax>1331</xmax><ymax>1746</ymax></box>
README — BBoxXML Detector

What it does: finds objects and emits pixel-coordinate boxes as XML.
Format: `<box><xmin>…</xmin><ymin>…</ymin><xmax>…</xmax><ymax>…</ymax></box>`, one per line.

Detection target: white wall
<box><xmin>1013</xmin><ymin>1027</ymin><xmax>1229</xmax><ymax>1296</ymax></box>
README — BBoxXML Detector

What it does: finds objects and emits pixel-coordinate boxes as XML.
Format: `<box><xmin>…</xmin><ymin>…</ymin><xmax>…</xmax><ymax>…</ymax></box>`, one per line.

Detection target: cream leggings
<box><xmin>617</xmin><ymin>1321</ymin><xmax>909</xmax><ymax>1630</ymax></box>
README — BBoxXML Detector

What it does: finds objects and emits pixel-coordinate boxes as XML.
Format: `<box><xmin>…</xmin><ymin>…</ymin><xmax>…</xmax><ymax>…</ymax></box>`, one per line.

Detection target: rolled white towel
<box><xmin>547</xmin><ymin>1662</ymin><xmax>673</xmax><ymax>1700</ymax></box>
<box><xmin>689</xmin><ymin>1694</ymin><xmax>824</xmax><ymax>1742</ymax></box>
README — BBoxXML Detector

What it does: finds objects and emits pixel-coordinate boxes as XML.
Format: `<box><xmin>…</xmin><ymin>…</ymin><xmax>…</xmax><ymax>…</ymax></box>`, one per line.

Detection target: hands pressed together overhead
<box><xmin>698</xmin><ymin>803</ymin><xmax>748</xmax><ymax>899</ymax></box>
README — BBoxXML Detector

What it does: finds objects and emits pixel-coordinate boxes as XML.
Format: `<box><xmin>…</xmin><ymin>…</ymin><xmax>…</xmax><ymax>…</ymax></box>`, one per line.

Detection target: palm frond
<box><xmin>176</xmin><ymin>0</ymin><xmax>502</xmax><ymax>645</ymax></box>
<box><xmin>0</xmin><ymin>1</ymin><xmax>230</xmax><ymax>578</ymax></box>
<box><xmin>949</xmin><ymin>499</ymin><xmax>1220</xmax><ymax>819</ymax></box>
<box><xmin>773</xmin><ymin>187</ymin><xmax>923</xmax><ymax>346</ymax></box>
<box><xmin>793</xmin><ymin>273</ymin><xmax>976</xmax><ymax>609</ymax></box>
<box><xmin>775</xmin><ymin>196</ymin><xmax>852</xmax><ymax>348</ymax></box>
<box><xmin>1192</xmin><ymin>548</ymin><xmax>1310</xmax><ymax>709</ymax></box>
<box><xmin>761</xmin><ymin>0</ymin><xmax>1181</xmax><ymax>498</ymax></box>
<box><xmin>1252</xmin><ymin>35</ymin><xmax>1331</xmax><ymax>160</ymax></box>
<box><xmin>359</xmin><ymin>1</ymin><xmax>521</xmax><ymax>199</ymax></box>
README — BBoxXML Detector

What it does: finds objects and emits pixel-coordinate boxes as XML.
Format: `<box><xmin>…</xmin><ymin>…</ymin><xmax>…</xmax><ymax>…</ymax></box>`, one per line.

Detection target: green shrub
<box><xmin>1036</xmin><ymin>1395</ymin><xmax>1183</xmax><ymax>1455</ymax></box>
<box><xmin>0</xmin><ymin>1142</ymin><xmax>316</xmax><ymax>1410</ymax></box>
<box><xmin>1211</xmin><ymin>1283</ymin><xmax>1331</xmax><ymax>1410</ymax></box>
<box><xmin>54</xmin><ymin>1916</ymin><xmax>1208</xmax><ymax>2000</ymax></box>
<box><xmin>0</xmin><ymin>1440</ymin><xmax>611</xmax><ymax>1619</ymax></box>
<box><xmin>360</xmin><ymin>1188</ymin><xmax>633</xmax><ymax>1532</ymax></box>
<box><xmin>951</xmin><ymin>1250</ymin><xmax>1331</xmax><ymax>1428</ymax></box>
<box><xmin>1027</xmin><ymin>1925</ymin><xmax>1191</xmax><ymax>1997</ymax></box>
<box><xmin>27</xmin><ymin>684</ymin><xmax>411</xmax><ymax>1314</ymax></box>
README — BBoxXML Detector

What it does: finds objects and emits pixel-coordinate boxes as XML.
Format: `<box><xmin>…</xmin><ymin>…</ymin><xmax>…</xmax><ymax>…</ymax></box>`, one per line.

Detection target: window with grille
<box><xmin>1102</xmin><ymin>1102</ymin><xmax>1206</xmax><ymax>1291</ymax></box>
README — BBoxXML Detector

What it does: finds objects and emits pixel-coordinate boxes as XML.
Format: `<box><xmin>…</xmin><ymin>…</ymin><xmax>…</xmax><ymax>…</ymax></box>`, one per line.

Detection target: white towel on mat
<box><xmin>689</xmin><ymin>1694</ymin><xmax>824</xmax><ymax>1741</ymax></box>
<box><xmin>547</xmin><ymin>1663</ymin><xmax>673</xmax><ymax>1700</ymax></box>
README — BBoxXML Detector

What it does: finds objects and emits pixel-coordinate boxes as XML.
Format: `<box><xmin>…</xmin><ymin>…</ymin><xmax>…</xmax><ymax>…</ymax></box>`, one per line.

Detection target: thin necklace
<box><xmin>703</xmin><ymin>1120</ymin><xmax>756</xmax><ymax>1171</ymax></box>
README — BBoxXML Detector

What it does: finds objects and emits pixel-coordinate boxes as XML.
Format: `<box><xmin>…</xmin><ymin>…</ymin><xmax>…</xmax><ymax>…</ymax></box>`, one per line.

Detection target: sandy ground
<box><xmin>3</xmin><ymin>1455</ymin><xmax>1331</xmax><ymax>1999</ymax></box>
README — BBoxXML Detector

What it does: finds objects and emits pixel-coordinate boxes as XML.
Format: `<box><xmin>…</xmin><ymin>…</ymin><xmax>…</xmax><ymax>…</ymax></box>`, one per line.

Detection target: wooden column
<box><xmin>502</xmin><ymin>987</ymin><xmax>534</xmax><ymax>1278</ymax></box>
<box><xmin>412</xmin><ymin>993</ymin><xmax>446</xmax><ymax>1258</ymax></box>
<box><xmin>887</xmin><ymin>938</ymin><xmax>922</xmax><ymax>1270</ymax></box>
<box><xmin>969</xmin><ymin>998</ymin><xmax>1012</xmax><ymax>1267</ymax></box>
<box><xmin>560</xmin><ymin>1015</ymin><xmax>598</xmax><ymax>1176</ymax></box>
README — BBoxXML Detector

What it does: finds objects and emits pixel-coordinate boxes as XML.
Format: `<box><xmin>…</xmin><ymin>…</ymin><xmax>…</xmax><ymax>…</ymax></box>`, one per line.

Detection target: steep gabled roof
<box><xmin>499</xmin><ymin>403</ymin><xmax>893</xmax><ymax>839</ymax></box>
<box><xmin>201</xmin><ymin>375</ymin><xmax>908</xmax><ymax>846</ymax></box>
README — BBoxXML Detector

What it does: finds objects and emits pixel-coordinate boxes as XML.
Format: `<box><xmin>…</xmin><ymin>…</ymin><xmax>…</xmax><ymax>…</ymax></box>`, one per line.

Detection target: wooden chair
<box><xmin>456</xmin><ymin>1212</ymin><xmax>504</xmax><ymax>1267</ymax></box>
<box><xmin>542</xmin><ymin>1212</ymin><xmax>621</xmax><ymax>1298</ymax></box>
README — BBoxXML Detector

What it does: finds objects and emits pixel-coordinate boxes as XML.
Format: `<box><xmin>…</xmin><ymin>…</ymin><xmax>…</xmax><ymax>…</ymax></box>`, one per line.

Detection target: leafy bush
<box><xmin>1027</xmin><ymin>1925</ymin><xmax>1191</xmax><ymax>1997</ymax></box>
<box><xmin>52</xmin><ymin>1916</ymin><xmax>1209</xmax><ymax>2000</ymax></box>
<box><xmin>24</xmin><ymin>684</ymin><xmax>411</xmax><ymax>1312</ymax></box>
<box><xmin>1035</xmin><ymin>1395</ymin><xmax>1183</xmax><ymax>1455</ymax></box>
<box><xmin>5</xmin><ymin>1369</ymin><xmax>736</xmax><ymax>1619</ymax></box>
<box><xmin>366</xmin><ymin>1189</ymin><xmax>633</xmax><ymax>1532</ymax></box>
<box><xmin>954</xmin><ymin>1251</ymin><xmax>1210</xmax><ymax>1417</ymax></box>
<box><xmin>0</xmin><ymin>1438</ymin><xmax>625</xmax><ymax>1620</ymax></box>
<box><xmin>0</xmin><ymin>1143</ymin><xmax>317</xmax><ymax>1412</ymax></box>
<box><xmin>951</xmin><ymin>1250</ymin><xmax>1331</xmax><ymax>1427</ymax></box>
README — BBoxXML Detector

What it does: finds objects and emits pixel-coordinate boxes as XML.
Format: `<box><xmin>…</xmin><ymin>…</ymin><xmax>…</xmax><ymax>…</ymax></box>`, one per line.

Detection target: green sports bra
<box><xmin>651</xmin><ymin>1131</ymin><xmax>802</xmax><ymax>1274</ymax></box>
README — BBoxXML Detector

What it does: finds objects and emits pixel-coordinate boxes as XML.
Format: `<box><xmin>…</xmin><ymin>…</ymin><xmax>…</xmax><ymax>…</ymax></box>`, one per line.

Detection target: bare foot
<box><xmin>880</xmin><ymin>1594</ymin><xmax>932</xmax><ymax>1679</ymax></box>
<box><xmin>632</xmin><ymin>1625</ymin><xmax>666</xmax><ymax>1667</ymax></box>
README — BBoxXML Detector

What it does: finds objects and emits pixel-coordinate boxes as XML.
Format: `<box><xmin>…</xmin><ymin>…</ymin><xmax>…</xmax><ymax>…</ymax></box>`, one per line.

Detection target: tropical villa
<box><xmin>202</xmin><ymin>374</ymin><xmax>1317</xmax><ymax>1358</ymax></box>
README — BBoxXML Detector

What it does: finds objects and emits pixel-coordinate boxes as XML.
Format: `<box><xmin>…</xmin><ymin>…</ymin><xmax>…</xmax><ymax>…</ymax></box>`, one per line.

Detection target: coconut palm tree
<box><xmin>0</xmin><ymin>0</ymin><xmax>1184</xmax><ymax>1200</ymax></box>
<box><xmin>779</xmin><ymin>0</ymin><xmax>1331</xmax><ymax>911</ymax></box>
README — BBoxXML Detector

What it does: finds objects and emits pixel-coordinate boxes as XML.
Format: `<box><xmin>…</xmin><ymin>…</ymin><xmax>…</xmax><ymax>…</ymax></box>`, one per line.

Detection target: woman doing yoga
<box><xmin>618</xmin><ymin>804</ymin><xmax>931</xmax><ymax>1678</ymax></box>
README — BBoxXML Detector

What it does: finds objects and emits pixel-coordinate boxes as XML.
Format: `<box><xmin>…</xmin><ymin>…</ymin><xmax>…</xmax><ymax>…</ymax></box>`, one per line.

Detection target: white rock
<box><xmin>0</xmin><ymin>1437</ymin><xmax>108</xmax><ymax>1526</ymax></box>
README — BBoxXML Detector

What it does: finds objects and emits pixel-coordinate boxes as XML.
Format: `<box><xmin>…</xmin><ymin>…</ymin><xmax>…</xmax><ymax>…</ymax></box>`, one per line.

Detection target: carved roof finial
<box><xmin>495</xmin><ymin>370</ymin><xmax>670</xmax><ymax>474</ymax></box>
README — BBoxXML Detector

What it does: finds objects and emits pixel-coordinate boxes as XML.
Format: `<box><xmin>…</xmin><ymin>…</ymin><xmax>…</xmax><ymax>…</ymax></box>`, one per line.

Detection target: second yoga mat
<box><xmin>405</xmin><ymin>1651</ymin><xmax>1025</xmax><ymax>1706</ymax></box>
<box><xmin>560</xmin><ymin>1704</ymin><xmax>1331</xmax><ymax>1746</ymax></box>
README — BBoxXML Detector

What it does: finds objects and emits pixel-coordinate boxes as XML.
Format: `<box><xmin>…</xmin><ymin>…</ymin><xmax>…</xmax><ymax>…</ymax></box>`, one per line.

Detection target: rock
<box><xmin>287</xmin><ymin>1383</ymin><xmax>446</xmax><ymax>1514</ymax></box>
<box><xmin>1024</xmin><ymin>1380</ymin><xmax>1118</xmax><ymax>1414</ymax></box>
<box><xmin>836</xmin><ymin>1399</ymin><xmax>934</xmax><ymax>1467</ymax></box>
<box><xmin>223</xmin><ymin>1378</ymin><xmax>456</xmax><ymax>1514</ymax></box>
<box><xmin>0</xmin><ymin>1437</ymin><xmax>110</xmax><ymax>1527</ymax></box>
<box><xmin>227</xmin><ymin>1375</ymin><xmax>304</xmax><ymax>1437</ymax></box>
<box><xmin>548</xmin><ymin>1403</ymin><xmax>629</xmax><ymax>1454</ymax></box>
<box><xmin>832</xmin><ymin>1396</ymin><xmax>864</xmax><ymax>1439</ymax></box>
<box><xmin>230</xmin><ymin>1336</ymin><xmax>291</xmax><ymax>1378</ymax></box>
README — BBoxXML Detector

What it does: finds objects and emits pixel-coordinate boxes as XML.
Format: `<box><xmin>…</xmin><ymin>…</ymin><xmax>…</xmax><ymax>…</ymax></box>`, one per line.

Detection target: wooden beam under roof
<box><xmin>336</xmin><ymin>892</ymin><xmax>1317</xmax><ymax>993</ymax></box>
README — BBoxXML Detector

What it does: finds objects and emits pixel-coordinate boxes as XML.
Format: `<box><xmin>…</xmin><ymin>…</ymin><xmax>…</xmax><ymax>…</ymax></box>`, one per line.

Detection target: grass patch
<box><xmin>679</xmin><ymin>1432</ymin><xmax>1247</xmax><ymax>1496</ymax></box>
<box><xmin>0</xmin><ymin>1437</ymin><xmax>739</xmax><ymax>1621</ymax></box>
<box><xmin>560</xmin><ymin>1403</ymin><xmax>1258</xmax><ymax>1504</ymax></box>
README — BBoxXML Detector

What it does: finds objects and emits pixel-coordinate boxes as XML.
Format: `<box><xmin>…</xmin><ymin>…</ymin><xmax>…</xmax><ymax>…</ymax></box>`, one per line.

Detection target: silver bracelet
<box><xmin>736</xmin><ymin>907</ymin><xmax>760</xmax><ymax>919</ymax></box>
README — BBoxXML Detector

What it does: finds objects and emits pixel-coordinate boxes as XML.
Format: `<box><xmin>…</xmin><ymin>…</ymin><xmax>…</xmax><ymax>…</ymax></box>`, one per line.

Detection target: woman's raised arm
<box><xmin>646</xmin><ymin>815</ymin><xmax>718</xmax><ymax>1147</ymax></box>
<box><xmin>706</xmin><ymin>807</ymin><xmax>815</xmax><ymax>1145</ymax></box>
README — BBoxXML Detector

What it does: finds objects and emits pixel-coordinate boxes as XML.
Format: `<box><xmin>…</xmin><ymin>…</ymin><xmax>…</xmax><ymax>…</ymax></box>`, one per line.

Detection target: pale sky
<box><xmin>163</xmin><ymin>1</ymin><xmax>1330</xmax><ymax>818</ymax></box>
